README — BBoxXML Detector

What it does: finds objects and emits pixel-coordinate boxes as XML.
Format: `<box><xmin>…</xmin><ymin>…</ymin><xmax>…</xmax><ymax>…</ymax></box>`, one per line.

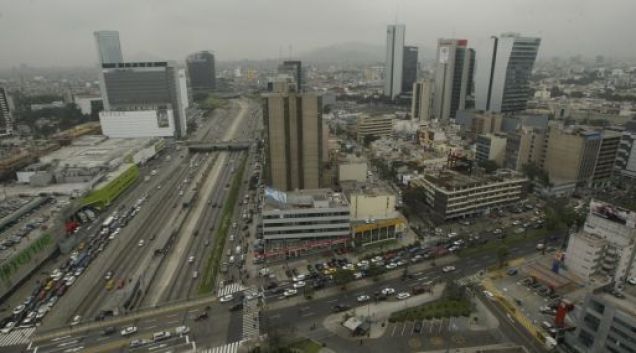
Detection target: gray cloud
<box><xmin>0</xmin><ymin>0</ymin><xmax>634</xmax><ymax>69</ymax></box>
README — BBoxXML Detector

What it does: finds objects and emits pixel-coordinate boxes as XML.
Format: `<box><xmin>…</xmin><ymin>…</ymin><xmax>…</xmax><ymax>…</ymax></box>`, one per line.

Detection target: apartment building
<box><xmin>411</xmin><ymin>169</ymin><xmax>527</xmax><ymax>222</ymax></box>
<box><xmin>614</xmin><ymin>131</ymin><xmax>636</xmax><ymax>179</ymax></box>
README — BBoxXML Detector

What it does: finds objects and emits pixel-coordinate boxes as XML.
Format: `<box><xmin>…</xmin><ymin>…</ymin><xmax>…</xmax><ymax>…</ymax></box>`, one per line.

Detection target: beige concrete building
<box><xmin>411</xmin><ymin>80</ymin><xmax>432</xmax><ymax>121</ymax></box>
<box><xmin>542</xmin><ymin>125</ymin><xmax>601</xmax><ymax>186</ymax></box>
<box><xmin>470</xmin><ymin>112</ymin><xmax>503</xmax><ymax>136</ymax></box>
<box><xmin>504</xmin><ymin>128</ymin><xmax>546</xmax><ymax>171</ymax></box>
<box><xmin>592</xmin><ymin>131</ymin><xmax>620</xmax><ymax>185</ymax></box>
<box><xmin>356</xmin><ymin>114</ymin><xmax>394</xmax><ymax>144</ymax></box>
<box><xmin>263</xmin><ymin>91</ymin><xmax>322</xmax><ymax>191</ymax></box>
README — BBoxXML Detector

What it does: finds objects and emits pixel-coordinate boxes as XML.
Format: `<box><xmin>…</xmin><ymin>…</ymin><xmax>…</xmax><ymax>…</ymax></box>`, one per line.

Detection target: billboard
<box><xmin>590</xmin><ymin>200</ymin><xmax>636</xmax><ymax>228</ymax></box>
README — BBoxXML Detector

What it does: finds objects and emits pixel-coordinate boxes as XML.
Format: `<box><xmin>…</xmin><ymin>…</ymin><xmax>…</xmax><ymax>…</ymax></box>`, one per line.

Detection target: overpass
<box><xmin>185</xmin><ymin>140</ymin><xmax>251</xmax><ymax>152</ymax></box>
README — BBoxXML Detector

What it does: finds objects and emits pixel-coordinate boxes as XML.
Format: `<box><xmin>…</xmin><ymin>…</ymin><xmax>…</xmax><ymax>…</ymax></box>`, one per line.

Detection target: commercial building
<box><xmin>411</xmin><ymin>169</ymin><xmax>527</xmax><ymax>222</ymax></box>
<box><xmin>98</xmin><ymin>61</ymin><xmax>189</xmax><ymax>138</ymax></box>
<box><xmin>432</xmin><ymin>39</ymin><xmax>475</xmax><ymax>121</ymax></box>
<box><xmin>475</xmin><ymin>33</ymin><xmax>541</xmax><ymax>113</ymax></box>
<box><xmin>356</xmin><ymin>114</ymin><xmax>394</xmax><ymax>144</ymax></box>
<box><xmin>542</xmin><ymin>125</ymin><xmax>602</xmax><ymax>187</ymax></box>
<box><xmin>278</xmin><ymin>60</ymin><xmax>302</xmax><ymax>91</ymax></box>
<box><xmin>186</xmin><ymin>51</ymin><xmax>216</xmax><ymax>90</ymax></box>
<box><xmin>592</xmin><ymin>131</ymin><xmax>620</xmax><ymax>186</ymax></box>
<box><xmin>614</xmin><ymin>131</ymin><xmax>636</xmax><ymax>179</ymax></box>
<box><xmin>0</xmin><ymin>87</ymin><xmax>14</xmax><ymax>136</ymax></box>
<box><xmin>564</xmin><ymin>200</ymin><xmax>636</xmax><ymax>285</ymax></box>
<box><xmin>475</xmin><ymin>133</ymin><xmax>507</xmax><ymax>166</ymax></box>
<box><xmin>401</xmin><ymin>46</ymin><xmax>418</xmax><ymax>95</ymax></box>
<box><xmin>260</xmin><ymin>188</ymin><xmax>350</xmax><ymax>259</ymax></box>
<box><xmin>94</xmin><ymin>30</ymin><xmax>124</xmax><ymax>64</ymax></box>
<box><xmin>384</xmin><ymin>24</ymin><xmax>405</xmax><ymax>100</ymax></box>
<box><xmin>504</xmin><ymin>127</ymin><xmax>546</xmax><ymax>171</ymax></box>
<box><xmin>411</xmin><ymin>80</ymin><xmax>432</xmax><ymax>121</ymax></box>
<box><xmin>456</xmin><ymin>111</ymin><xmax>502</xmax><ymax>136</ymax></box>
<box><xmin>262</xmin><ymin>89</ymin><xmax>322</xmax><ymax>191</ymax></box>
<box><xmin>565</xmin><ymin>289</ymin><xmax>636</xmax><ymax>353</ymax></box>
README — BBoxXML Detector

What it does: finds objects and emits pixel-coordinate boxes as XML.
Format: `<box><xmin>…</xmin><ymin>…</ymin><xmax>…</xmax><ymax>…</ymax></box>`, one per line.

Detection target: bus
<box><xmin>102</xmin><ymin>216</ymin><xmax>115</xmax><ymax>230</ymax></box>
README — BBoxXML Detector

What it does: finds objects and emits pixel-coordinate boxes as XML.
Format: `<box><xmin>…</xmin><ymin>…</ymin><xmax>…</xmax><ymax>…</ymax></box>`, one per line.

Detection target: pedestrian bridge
<box><xmin>185</xmin><ymin>141</ymin><xmax>251</xmax><ymax>152</ymax></box>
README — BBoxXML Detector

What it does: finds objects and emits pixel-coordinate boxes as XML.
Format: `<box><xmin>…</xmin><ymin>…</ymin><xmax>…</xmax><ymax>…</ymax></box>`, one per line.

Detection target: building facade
<box><xmin>186</xmin><ymin>51</ymin><xmax>216</xmax><ymax>90</ymax></box>
<box><xmin>0</xmin><ymin>87</ymin><xmax>14</xmax><ymax>136</ymax></box>
<box><xmin>401</xmin><ymin>46</ymin><xmax>418</xmax><ymax>95</ymax></box>
<box><xmin>475</xmin><ymin>33</ymin><xmax>541</xmax><ymax>113</ymax></box>
<box><xmin>542</xmin><ymin>125</ymin><xmax>601</xmax><ymax>187</ymax></box>
<box><xmin>278</xmin><ymin>60</ymin><xmax>302</xmax><ymax>91</ymax></box>
<box><xmin>476</xmin><ymin>133</ymin><xmax>508</xmax><ymax>166</ymax></box>
<box><xmin>356</xmin><ymin>114</ymin><xmax>394</xmax><ymax>144</ymax></box>
<box><xmin>94</xmin><ymin>30</ymin><xmax>124</xmax><ymax>64</ymax></box>
<box><xmin>411</xmin><ymin>80</ymin><xmax>432</xmax><ymax>121</ymax></box>
<box><xmin>432</xmin><ymin>38</ymin><xmax>475</xmax><ymax>121</ymax></box>
<box><xmin>263</xmin><ymin>91</ymin><xmax>322</xmax><ymax>191</ymax></box>
<box><xmin>615</xmin><ymin>131</ymin><xmax>636</xmax><ymax>179</ymax></box>
<box><xmin>259</xmin><ymin>189</ymin><xmax>350</xmax><ymax>259</ymax></box>
<box><xmin>592</xmin><ymin>132</ymin><xmax>620</xmax><ymax>185</ymax></box>
<box><xmin>384</xmin><ymin>24</ymin><xmax>405</xmax><ymax>100</ymax></box>
<box><xmin>98</xmin><ymin>61</ymin><xmax>188</xmax><ymax>138</ymax></box>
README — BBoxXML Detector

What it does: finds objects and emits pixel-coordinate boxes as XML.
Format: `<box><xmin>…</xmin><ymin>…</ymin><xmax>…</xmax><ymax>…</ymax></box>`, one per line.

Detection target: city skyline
<box><xmin>0</xmin><ymin>0</ymin><xmax>635</xmax><ymax>69</ymax></box>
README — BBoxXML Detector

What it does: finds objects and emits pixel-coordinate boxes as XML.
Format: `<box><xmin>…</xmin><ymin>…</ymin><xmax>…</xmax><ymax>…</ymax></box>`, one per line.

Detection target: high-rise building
<box><xmin>542</xmin><ymin>125</ymin><xmax>602</xmax><ymax>187</ymax></box>
<box><xmin>186</xmin><ymin>51</ymin><xmax>216</xmax><ymax>90</ymax></box>
<box><xmin>475</xmin><ymin>33</ymin><xmax>541</xmax><ymax>113</ymax></box>
<box><xmin>592</xmin><ymin>131</ymin><xmax>620</xmax><ymax>185</ymax></box>
<box><xmin>98</xmin><ymin>61</ymin><xmax>188</xmax><ymax>138</ymax></box>
<box><xmin>94</xmin><ymin>31</ymin><xmax>124</xmax><ymax>64</ymax></box>
<box><xmin>411</xmin><ymin>80</ymin><xmax>432</xmax><ymax>121</ymax></box>
<box><xmin>504</xmin><ymin>127</ymin><xmax>546</xmax><ymax>171</ymax></box>
<box><xmin>432</xmin><ymin>39</ymin><xmax>475</xmax><ymax>121</ymax></box>
<box><xmin>475</xmin><ymin>133</ymin><xmax>507</xmax><ymax>166</ymax></box>
<box><xmin>384</xmin><ymin>24</ymin><xmax>405</xmax><ymax>100</ymax></box>
<box><xmin>278</xmin><ymin>61</ymin><xmax>302</xmax><ymax>91</ymax></box>
<box><xmin>401</xmin><ymin>46</ymin><xmax>418</xmax><ymax>94</ymax></box>
<box><xmin>615</xmin><ymin>131</ymin><xmax>636</xmax><ymax>179</ymax></box>
<box><xmin>263</xmin><ymin>90</ymin><xmax>322</xmax><ymax>191</ymax></box>
<box><xmin>0</xmin><ymin>87</ymin><xmax>14</xmax><ymax>136</ymax></box>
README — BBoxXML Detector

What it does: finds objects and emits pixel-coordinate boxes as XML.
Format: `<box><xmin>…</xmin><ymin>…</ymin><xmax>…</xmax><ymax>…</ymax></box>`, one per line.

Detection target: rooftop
<box><xmin>263</xmin><ymin>188</ymin><xmax>349</xmax><ymax>211</ymax></box>
<box><xmin>420</xmin><ymin>169</ymin><xmax>527</xmax><ymax>191</ymax></box>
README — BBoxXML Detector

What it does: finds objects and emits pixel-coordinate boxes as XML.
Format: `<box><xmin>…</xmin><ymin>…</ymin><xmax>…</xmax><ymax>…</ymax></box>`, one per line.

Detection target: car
<box><xmin>188</xmin><ymin>255</ymin><xmax>195</xmax><ymax>263</ymax></box>
<box><xmin>138</xmin><ymin>239</ymin><xmax>145</xmax><ymax>247</ymax></box>
<box><xmin>12</xmin><ymin>305</ymin><xmax>25</xmax><ymax>315</ymax></box>
<box><xmin>414</xmin><ymin>321</ymin><xmax>423</xmax><ymax>333</ymax></box>
<box><xmin>220</xmin><ymin>294</ymin><xmax>234</xmax><ymax>302</ymax></box>
<box><xmin>102</xmin><ymin>327</ymin><xmax>117</xmax><ymax>336</ymax></box>
<box><xmin>493</xmin><ymin>229</ymin><xmax>503</xmax><ymax>235</ymax></box>
<box><xmin>381</xmin><ymin>287</ymin><xmax>395</xmax><ymax>296</ymax></box>
<box><xmin>152</xmin><ymin>331</ymin><xmax>171</xmax><ymax>341</ymax></box>
<box><xmin>628</xmin><ymin>278</ymin><xmax>636</xmax><ymax>285</ymax></box>
<box><xmin>70</xmin><ymin>315</ymin><xmax>81</xmax><ymax>326</ymax></box>
<box><xmin>536</xmin><ymin>243</ymin><xmax>545</xmax><ymax>250</ymax></box>
<box><xmin>129</xmin><ymin>339</ymin><xmax>149</xmax><ymax>348</ymax></box>
<box><xmin>483</xmin><ymin>290</ymin><xmax>495</xmax><ymax>299</ymax></box>
<box><xmin>293</xmin><ymin>281</ymin><xmax>306</xmax><ymax>289</ymax></box>
<box><xmin>357</xmin><ymin>295</ymin><xmax>370</xmax><ymax>302</ymax></box>
<box><xmin>332</xmin><ymin>304</ymin><xmax>351</xmax><ymax>312</ymax></box>
<box><xmin>385</xmin><ymin>263</ymin><xmax>397</xmax><ymax>270</ymax></box>
<box><xmin>194</xmin><ymin>312</ymin><xmax>209</xmax><ymax>321</ymax></box>
<box><xmin>442</xmin><ymin>266</ymin><xmax>456</xmax><ymax>273</ymax></box>
<box><xmin>175</xmin><ymin>326</ymin><xmax>190</xmax><ymax>335</ymax></box>
<box><xmin>283</xmin><ymin>289</ymin><xmax>298</xmax><ymax>297</ymax></box>
<box><xmin>120</xmin><ymin>326</ymin><xmax>137</xmax><ymax>336</ymax></box>
<box><xmin>292</xmin><ymin>274</ymin><xmax>306</xmax><ymax>282</ymax></box>
<box><xmin>396</xmin><ymin>292</ymin><xmax>411</xmax><ymax>300</ymax></box>
<box><xmin>507</xmin><ymin>268</ymin><xmax>518</xmax><ymax>276</ymax></box>
<box><xmin>105</xmin><ymin>279</ymin><xmax>115</xmax><ymax>291</ymax></box>
<box><xmin>104</xmin><ymin>271</ymin><xmax>113</xmax><ymax>280</ymax></box>
<box><xmin>1</xmin><ymin>321</ymin><xmax>16</xmax><ymax>334</ymax></box>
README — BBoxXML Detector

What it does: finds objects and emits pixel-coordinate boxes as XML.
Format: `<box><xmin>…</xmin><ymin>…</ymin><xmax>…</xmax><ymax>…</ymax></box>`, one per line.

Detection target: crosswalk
<box><xmin>217</xmin><ymin>283</ymin><xmax>246</xmax><ymax>297</ymax></box>
<box><xmin>199</xmin><ymin>340</ymin><xmax>243</xmax><ymax>353</ymax></box>
<box><xmin>0</xmin><ymin>327</ymin><xmax>36</xmax><ymax>347</ymax></box>
<box><xmin>242</xmin><ymin>295</ymin><xmax>260</xmax><ymax>340</ymax></box>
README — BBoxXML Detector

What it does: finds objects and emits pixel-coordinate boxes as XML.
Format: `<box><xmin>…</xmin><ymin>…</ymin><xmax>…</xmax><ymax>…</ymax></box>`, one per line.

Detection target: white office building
<box><xmin>475</xmin><ymin>33</ymin><xmax>541</xmax><ymax>113</ymax></box>
<box><xmin>94</xmin><ymin>30</ymin><xmax>124</xmax><ymax>64</ymax></box>
<box><xmin>384</xmin><ymin>24</ymin><xmax>405</xmax><ymax>100</ymax></box>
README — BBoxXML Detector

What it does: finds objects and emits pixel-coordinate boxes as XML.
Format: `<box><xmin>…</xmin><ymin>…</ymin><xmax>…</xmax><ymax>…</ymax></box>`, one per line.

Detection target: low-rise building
<box><xmin>410</xmin><ymin>169</ymin><xmax>527</xmax><ymax>222</ymax></box>
<box><xmin>260</xmin><ymin>188</ymin><xmax>350</xmax><ymax>260</ymax></box>
<box><xmin>357</xmin><ymin>114</ymin><xmax>394</xmax><ymax>144</ymax></box>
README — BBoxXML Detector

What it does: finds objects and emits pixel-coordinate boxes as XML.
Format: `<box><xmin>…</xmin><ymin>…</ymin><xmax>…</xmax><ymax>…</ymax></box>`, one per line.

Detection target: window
<box><xmin>578</xmin><ymin>329</ymin><xmax>595</xmax><ymax>348</ymax></box>
<box><xmin>589</xmin><ymin>300</ymin><xmax>605</xmax><ymax>315</ymax></box>
<box><xmin>583</xmin><ymin>313</ymin><xmax>601</xmax><ymax>332</ymax></box>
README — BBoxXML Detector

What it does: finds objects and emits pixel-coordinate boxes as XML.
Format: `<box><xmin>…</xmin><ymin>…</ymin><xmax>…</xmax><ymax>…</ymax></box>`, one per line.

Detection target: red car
<box><xmin>117</xmin><ymin>279</ymin><xmax>126</xmax><ymax>289</ymax></box>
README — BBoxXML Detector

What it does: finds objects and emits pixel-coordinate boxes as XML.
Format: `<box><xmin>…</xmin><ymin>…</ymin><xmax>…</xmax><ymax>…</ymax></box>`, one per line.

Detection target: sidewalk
<box><xmin>264</xmin><ymin>255</ymin><xmax>458</xmax><ymax>312</ymax></box>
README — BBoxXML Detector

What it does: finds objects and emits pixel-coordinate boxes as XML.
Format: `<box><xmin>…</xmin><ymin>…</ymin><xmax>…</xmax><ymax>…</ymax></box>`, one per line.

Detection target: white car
<box><xmin>396</xmin><ymin>292</ymin><xmax>411</xmax><ymax>300</ymax></box>
<box><xmin>12</xmin><ymin>305</ymin><xmax>25</xmax><ymax>315</ymax></box>
<box><xmin>138</xmin><ymin>239</ymin><xmax>145</xmax><ymax>247</ymax></box>
<box><xmin>292</xmin><ymin>274</ymin><xmax>306</xmax><ymax>282</ymax></box>
<box><xmin>219</xmin><ymin>294</ymin><xmax>234</xmax><ymax>302</ymax></box>
<box><xmin>628</xmin><ymin>278</ymin><xmax>636</xmax><ymax>285</ymax></box>
<box><xmin>385</xmin><ymin>263</ymin><xmax>397</xmax><ymax>270</ymax></box>
<box><xmin>70</xmin><ymin>315</ymin><xmax>81</xmax><ymax>326</ymax></box>
<box><xmin>483</xmin><ymin>290</ymin><xmax>495</xmax><ymax>299</ymax></box>
<box><xmin>442</xmin><ymin>266</ymin><xmax>456</xmax><ymax>273</ymax></box>
<box><xmin>283</xmin><ymin>288</ymin><xmax>298</xmax><ymax>297</ymax></box>
<box><xmin>188</xmin><ymin>256</ymin><xmax>195</xmax><ymax>263</ymax></box>
<box><xmin>120</xmin><ymin>326</ymin><xmax>137</xmax><ymax>336</ymax></box>
<box><xmin>293</xmin><ymin>281</ymin><xmax>306</xmax><ymax>289</ymax></box>
<box><xmin>175</xmin><ymin>326</ymin><xmax>190</xmax><ymax>335</ymax></box>
<box><xmin>1</xmin><ymin>321</ymin><xmax>15</xmax><ymax>334</ymax></box>
<box><xmin>381</xmin><ymin>287</ymin><xmax>395</xmax><ymax>296</ymax></box>
<box><xmin>357</xmin><ymin>295</ymin><xmax>370</xmax><ymax>302</ymax></box>
<box><xmin>353</xmin><ymin>272</ymin><xmax>364</xmax><ymax>280</ymax></box>
<box><xmin>65</xmin><ymin>275</ymin><xmax>76</xmax><ymax>286</ymax></box>
<box><xmin>342</xmin><ymin>264</ymin><xmax>354</xmax><ymax>271</ymax></box>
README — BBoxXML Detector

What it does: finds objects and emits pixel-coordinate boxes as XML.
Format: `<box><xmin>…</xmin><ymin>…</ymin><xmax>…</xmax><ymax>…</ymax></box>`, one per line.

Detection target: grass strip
<box><xmin>389</xmin><ymin>298</ymin><xmax>472</xmax><ymax>323</ymax></box>
<box><xmin>199</xmin><ymin>155</ymin><xmax>248</xmax><ymax>294</ymax></box>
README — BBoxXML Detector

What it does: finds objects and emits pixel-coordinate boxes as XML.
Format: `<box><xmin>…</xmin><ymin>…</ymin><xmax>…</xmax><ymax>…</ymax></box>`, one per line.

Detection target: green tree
<box><xmin>333</xmin><ymin>270</ymin><xmax>355</xmax><ymax>289</ymax></box>
<box><xmin>497</xmin><ymin>245</ymin><xmax>510</xmax><ymax>268</ymax></box>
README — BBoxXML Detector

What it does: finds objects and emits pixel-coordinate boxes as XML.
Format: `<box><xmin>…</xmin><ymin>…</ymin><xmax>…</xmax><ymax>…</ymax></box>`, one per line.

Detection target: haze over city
<box><xmin>1</xmin><ymin>0</ymin><xmax>636</xmax><ymax>69</ymax></box>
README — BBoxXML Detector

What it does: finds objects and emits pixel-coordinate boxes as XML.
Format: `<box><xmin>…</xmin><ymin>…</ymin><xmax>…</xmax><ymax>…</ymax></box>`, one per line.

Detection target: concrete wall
<box><xmin>99</xmin><ymin>109</ymin><xmax>175</xmax><ymax>138</ymax></box>
<box><xmin>349</xmin><ymin>193</ymin><xmax>396</xmax><ymax>219</ymax></box>
<box><xmin>338</xmin><ymin>162</ymin><xmax>367</xmax><ymax>183</ymax></box>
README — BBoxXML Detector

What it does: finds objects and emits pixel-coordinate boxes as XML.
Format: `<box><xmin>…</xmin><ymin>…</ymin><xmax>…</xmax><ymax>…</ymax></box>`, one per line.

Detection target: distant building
<box><xmin>592</xmin><ymin>131</ymin><xmax>620</xmax><ymax>186</ymax></box>
<box><xmin>94</xmin><ymin>30</ymin><xmax>124</xmax><ymax>64</ymax></box>
<box><xmin>401</xmin><ymin>46</ymin><xmax>418</xmax><ymax>95</ymax></box>
<box><xmin>0</xmin><ymin>87</ymin><xmax>14</xmax><ymax>136</ymax></box>
<box><xmin>542</xmin><ymin>125</ymin><xmax>602</xmax><ymax>187</ymax></box>
<box><xmin>384</xmin><ymin>24</ymin><xmax>405</xmax><ymax>100</ymax></box>
<box><xmin>186</xmin><ymin>51</ymin><xmax>216</xmax><ymax>90</ymax></box>
<box><xmin>411</xmin><ymin>169</ymin><xmax>527</xmax><ymax>222</ymax></box>
<box><xmin>98</xmin><ymin>61</ymin><xmax>189</xmax><ymax>138</ymax></box>
<box><xmin>356</xmin><ymin>114</ymin><xmax>394</xmax><ymax>144</ymax></box>
<box><xmin>259</xmin><ymin>189</ymin><xmax>350</xmax><ymax>260</ymax></box>
<box><xmin>432</xmin><ymin>39</ymin><xmax>475</xmax><ymax>121</ymax></box>
<box><xmin>475</xmin><ymin>33</ymin><xmax>541</xmax><ymax>113</ymax></box>
<box><xmin>614</xmin><ymin>131</ymin><xmax>636</xmax><ymax>179</ymax></box>
<box><xmin>278</xmin><ymin>60</ymin><xmax>302</xmax><ymax>91</ymax></box>
<box><xmin>262</xmin><ymin>90</ymin><xmax>322</xmax><ymax>191</ymax></box>
<box><xmin>504</xmin><ymin>127</ymin><xmax>546</xmax><ymax>171</ymax></box>
<box><xmin>475</xmin><ymin>133</ymin><xmax>507</xmax><ymax>166</ymax></box>
<box><xmin>411</xmin><ymin>80</ymin><xmax>432</xmax><ymax>121</ymax></box>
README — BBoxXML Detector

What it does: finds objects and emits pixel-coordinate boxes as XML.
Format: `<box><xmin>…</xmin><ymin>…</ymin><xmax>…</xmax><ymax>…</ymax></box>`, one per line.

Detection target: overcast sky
<box><xmin>0</xmin><ymin>0</ymin><xmax>634</xmax><ymax>69</ymax></box>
